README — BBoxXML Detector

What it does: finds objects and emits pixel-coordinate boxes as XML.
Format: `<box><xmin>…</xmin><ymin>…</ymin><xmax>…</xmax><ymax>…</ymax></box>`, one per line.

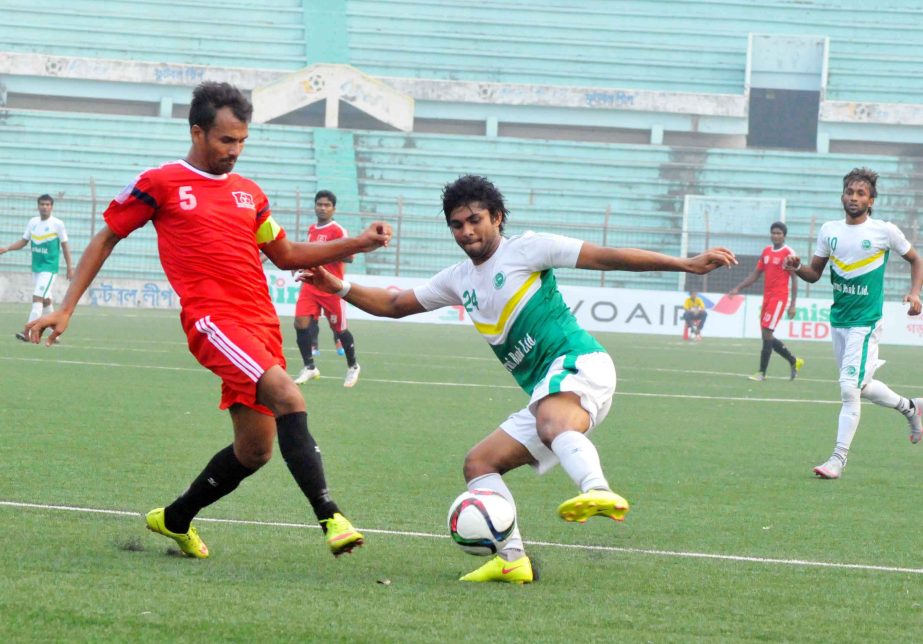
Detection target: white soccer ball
<box><xmin>447</xmin><ymin>488</ymin><xmax>516</xmax><ymax>556</ymax></box>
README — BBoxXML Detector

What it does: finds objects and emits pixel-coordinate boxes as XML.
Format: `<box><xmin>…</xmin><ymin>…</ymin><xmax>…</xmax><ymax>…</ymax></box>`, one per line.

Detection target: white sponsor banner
<box><xmin>265</xmin><ymin>270</ymin><xmax>923</xmax><ymax>346</ymax></box>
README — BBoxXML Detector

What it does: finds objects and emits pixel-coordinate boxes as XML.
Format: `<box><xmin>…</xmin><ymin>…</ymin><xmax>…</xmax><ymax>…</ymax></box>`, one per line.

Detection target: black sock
<box><xmin>759</xmin><ymin>339</ymin><xmax>772</xmax><ymax>373</ymax></box>
<box><xmin>771</xmin><ymin>338</ymin><xmax>796</xmax><ymax>364</ymax></box>
<box><xmin>336</xmin><ymin>329</ymin><xmax>357</xmax><ymax>368</ymax></box>
<box><xmin>276</xmin><ymin>412</ymin><xmax>340</xmax><ymax>527</ymax></box>
<box><xmin>164</xmin><ymin>444</ymin><xmax>255</xmax><ymax>533</ymax></box>
<box><xmin>296</xmin><ymin>325</ymin><xmax>315</xmax><ymax>368</ymax></box>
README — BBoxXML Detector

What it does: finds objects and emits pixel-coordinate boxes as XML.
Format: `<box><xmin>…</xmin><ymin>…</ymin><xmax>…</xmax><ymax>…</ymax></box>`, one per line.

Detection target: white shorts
<box><xmin>831</xmin><ymin>322</ymin><xmax>882</xmax><ymax>389</ymax></box>
<box><xmin>500</xmin><ymin>351</ymin><xmax>616</xmax><ymax>475</ymax></box>
<box><xmin>32</xmin><ymin>272</ymin><xmax>56</xmax><ymax>300</ymax></box>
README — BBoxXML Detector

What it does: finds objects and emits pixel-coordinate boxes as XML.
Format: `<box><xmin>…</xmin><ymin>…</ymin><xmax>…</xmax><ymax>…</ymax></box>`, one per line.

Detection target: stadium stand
<box><xmin>1</xmin><ymin>0</ymin><xmax>922</xmax><ymax>296</ymax></box>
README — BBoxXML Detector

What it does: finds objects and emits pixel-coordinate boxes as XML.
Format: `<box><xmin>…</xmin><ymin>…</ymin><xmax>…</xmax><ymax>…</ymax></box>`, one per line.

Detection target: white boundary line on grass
<box><xmin>3</xmin><ymin>499</ymin><xmax>922</xmax><ymax>576</ymax></box>
<box><xmin>0</xmin><ymin>356</ymin><xmax>840</xmax><ymax>404</ymax></box>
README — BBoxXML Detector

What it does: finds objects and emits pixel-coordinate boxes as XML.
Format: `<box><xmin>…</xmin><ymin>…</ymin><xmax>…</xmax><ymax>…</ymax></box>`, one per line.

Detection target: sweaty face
<box><xmin>315</xmin><ymin>197</ymin><xmax>335</xmax><ymax>223</ymax></box>
<box><xmin>193</xmin><ymin>106</ymin><xmax>248</xmax><ymax>175</ymax></box>
<box><xmin>841</xmin><ymin>180</ymin><xmax>874</xmax><ymax>219</ymax></box>
<box><xmin>447</xmin><ymin>203</ymin><xmax>502</xmax><ymax>264</ymax></box>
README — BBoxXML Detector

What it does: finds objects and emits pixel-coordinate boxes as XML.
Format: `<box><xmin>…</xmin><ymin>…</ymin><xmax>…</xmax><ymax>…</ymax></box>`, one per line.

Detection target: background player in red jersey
<box><xmin>729</xmin><ymin>221</ymin><xmax>804</xmax><ymax>381</ymax></box>
<box><xmin>26</xmin><ymin>81</ymin><xmax>392</xmax><ymax>560</ymax></box>
<box><xmin>293</xmin><ymin>190</ymin><xmax>362</xmax><ymax>387</ymax></box>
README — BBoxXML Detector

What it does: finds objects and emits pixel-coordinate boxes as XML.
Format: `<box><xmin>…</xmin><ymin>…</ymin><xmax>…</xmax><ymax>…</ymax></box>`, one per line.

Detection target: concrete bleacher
<box><xmin>5</xmin><ymin>0</ymin><xmax>922</xmax><ymax>104</ymax></box>
<box><xmin>0</xmin><ymin>109</ymin><xmax>318</xmax><ymax>280</ymax></box>
<box><xmin>0</xmin><ymin>0</ymin><xmax>306</xmax><ymax>70</ymax></box>
<box><xmin>352</xmin><ymin>130</ymin><xmax>921</xmax><ymax>295</ymax></box>
<box><xmin>2</xmin><ymin>1</ymin><xmax>923</xmax><ymax>295</ymax></box>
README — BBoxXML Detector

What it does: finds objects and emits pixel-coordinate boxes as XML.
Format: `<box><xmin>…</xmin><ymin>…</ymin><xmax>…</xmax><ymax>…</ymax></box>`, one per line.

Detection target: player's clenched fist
<box><xmin>356</xmin><ymin>221</ymin><xmax>393</xmax><ymax>251</ymax></box>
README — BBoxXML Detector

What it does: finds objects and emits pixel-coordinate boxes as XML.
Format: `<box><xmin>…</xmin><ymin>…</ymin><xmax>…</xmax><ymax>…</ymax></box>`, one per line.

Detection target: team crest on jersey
<box><xmin>493</xmin><ymin>272</ymin><xmax>506</xmax><ymax>289</ymax></box>
<box><xmin>232</xmin><ymin>191</ymin><xmax>255</xmax><ymax>209</ymax></box>
<box><xmin>862</xmin><ymin>240</ymin><xmax>871</xmax><ymax>249</ymax></box>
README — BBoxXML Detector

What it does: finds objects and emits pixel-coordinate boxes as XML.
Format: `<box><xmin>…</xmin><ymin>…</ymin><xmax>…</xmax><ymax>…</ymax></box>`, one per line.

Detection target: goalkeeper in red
<box><xmin>27</xmin><ymin>82</ymin><xmax>392</xmax><ymax>559</ymax></box>
<box><xmin>302</xmin><ymin>175</ymin><xmax>736</xmax><ymax>583</ymax></box>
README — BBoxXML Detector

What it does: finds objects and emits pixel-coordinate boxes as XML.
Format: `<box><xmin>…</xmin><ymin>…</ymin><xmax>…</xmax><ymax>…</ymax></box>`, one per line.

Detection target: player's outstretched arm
<box><xmin>729</xmin><ymin>265</ymin><xmax>760</xmax><ymax>296</ymax></box>
<box><xmin>576</xmin><ymin>244</ymin><xmax>736</xmax><ymax>274</ymax></box>
<box><xmin>901</xmin><ymin>248</ymin><xmax>923</xmax><ymax>316</ymax></box>
<box><xmin>783</xmin><ymin>254</ymin><xmax>827</xmax><ymax>283</ymax></box>
<box><xmin>264</xmin><ymin>221</ymin><xmax>392</xmax><ymax>270</ymax></box>
<box><xmin>0</xmin><ymin>239</ymin><xmax>28</xmax><ymax>255</ymax></box>
<box><xmin>300</xmin><ymin>265</ymin><xmax>425</xmax><ymax>318</ymax></box>
<box><xmin>27</xmin><ymin>225</ymin><xmax>122</xmax><ymax>345</ymax></box>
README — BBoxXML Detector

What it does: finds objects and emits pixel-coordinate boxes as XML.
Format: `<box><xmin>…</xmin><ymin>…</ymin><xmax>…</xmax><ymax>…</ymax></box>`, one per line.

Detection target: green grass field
<box><xmin>2</xmin><ymin>302</ymin><xmax>923</xmax><ymax>642</ymax></box>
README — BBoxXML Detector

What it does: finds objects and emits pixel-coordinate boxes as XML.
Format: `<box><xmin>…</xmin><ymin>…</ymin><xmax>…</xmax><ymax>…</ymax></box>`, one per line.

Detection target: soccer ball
<box><xmin>447</xmin><ymin>489</ymin><xmax>516</xmax><ymax>556</ymax></box>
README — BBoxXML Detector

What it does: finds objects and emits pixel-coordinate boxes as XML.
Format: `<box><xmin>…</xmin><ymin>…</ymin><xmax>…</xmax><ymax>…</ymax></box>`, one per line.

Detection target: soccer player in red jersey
<box><xmin>729</xmin><ymin>222</ymin><xmax>804</xmax><ymax>381</ymax></box>
<box><xmin>293</xmin><ymin>190</ymin><xmax>362</xmax><ymax>387</ymax></box>
<box><xmin>27</xmin><ymin>82</ymin><xmax>392</xmax><ymax>559</ymax></box>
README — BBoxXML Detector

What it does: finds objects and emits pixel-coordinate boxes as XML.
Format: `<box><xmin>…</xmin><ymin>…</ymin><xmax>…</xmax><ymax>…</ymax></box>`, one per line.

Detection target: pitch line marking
<box><xmin>2</xmin><ymin>500</ymin><xmax>921</xmax><ymax>576</ymax></box>
<box><xmin>0</xmin><ymin>356</ymin><xmax>845</xmax><ymax>404</ymax></box>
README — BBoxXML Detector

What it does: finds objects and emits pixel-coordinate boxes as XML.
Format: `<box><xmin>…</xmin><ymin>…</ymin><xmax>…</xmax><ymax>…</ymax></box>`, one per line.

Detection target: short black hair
<box><xmin>441</xmin><ymin>175</ymin><xmax>509</xmax><ymax>233</ymax></box>
<box><xmin>37</xmin><ymin>194</ymin><xmax>53</xmax><ymax>205</ymax></box>
<box><xmin>770</xmin><ymin>221</ymin><xmax>787</xmax><ymax>236</ymax></box>
<box><xmin>188</xmin><ymin>81</ymin><xmax>252</xmax><ymax>132</ymax></box>
<box><xmin>843</xmin><ymin>167</ymin><xmax>878</xmax><ymax>199</ymax></box>
<box><xmin>315</xmin><ymin>190</ymin><xmax>337</xmax><ymax>206</ymax></box>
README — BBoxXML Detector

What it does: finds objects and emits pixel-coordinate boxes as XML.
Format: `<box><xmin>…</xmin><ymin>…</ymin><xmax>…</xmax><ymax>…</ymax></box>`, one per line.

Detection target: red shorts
<box><xmin>760</xmin><ymin>296</ymin><xmax>788</xmax><ymax>330</ymax></box>
<box><xmin>295</xmin><ymin>285</ymin><xmax>347</xmax><ymax>333</ymax></box>
<box><xmin>185</xmin><ymin>314</ymin><xmax>285</xmax><ymax>416</ymax></box>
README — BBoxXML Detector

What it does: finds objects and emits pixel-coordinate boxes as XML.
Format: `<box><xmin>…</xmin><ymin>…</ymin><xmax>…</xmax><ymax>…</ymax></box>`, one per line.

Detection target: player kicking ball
<box><xmin>301</xmin><ymin>175</ymin><xmax>737</xmax><ymax>582</ymax></box>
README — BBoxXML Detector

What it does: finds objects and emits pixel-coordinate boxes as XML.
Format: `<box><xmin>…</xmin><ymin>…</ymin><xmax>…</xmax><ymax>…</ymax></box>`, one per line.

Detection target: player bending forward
<box><xmin>302</xmin><ymin>175</ymin><xmax>736</xmax><ymax>583</ymax></box>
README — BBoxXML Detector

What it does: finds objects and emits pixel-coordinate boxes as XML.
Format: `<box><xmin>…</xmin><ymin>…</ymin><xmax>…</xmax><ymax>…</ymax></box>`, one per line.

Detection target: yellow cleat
<box><xmin>557</xmin><ymin>489</ymin><xmax>629</xmax><ymax>523</ymax></box>
<box><xmin>791</xmin><ymin>357</ymin><xmax>805</xmax><ymax>380</ymax></box>
<box><xmin>459</xmin><ymin>555</ymin><xmax>534</xmax><ymax>584</ymax></box>
<box><xmin>323</xmin><ymin>513</ymin><xmax>364</xmax><ymax>557</ymax></box>
<box><xmin>145</xmin><ymin>508</ymin><xmax>209</xmax><ymax>558</ymax></box>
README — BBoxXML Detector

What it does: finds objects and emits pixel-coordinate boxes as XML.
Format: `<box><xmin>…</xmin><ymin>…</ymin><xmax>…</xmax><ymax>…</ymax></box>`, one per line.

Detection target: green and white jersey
<box><xmin>22</xmin><ymin>216</ymin><xmax>68</xmax><ymax>273</ymax></box>
<box><xmin>414</xmin><ymin>231</ymin><xmax>605</xmax><ymax>394</ymax></box>
<box><xmin>814</xmin><ymin>217</ymin><xmax>911</xmax><ymax>327</ymax></box>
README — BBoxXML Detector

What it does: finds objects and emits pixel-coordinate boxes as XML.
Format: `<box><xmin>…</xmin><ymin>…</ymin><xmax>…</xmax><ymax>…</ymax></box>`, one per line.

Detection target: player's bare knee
<box><xmin>235</xmin><ymin>443</ymin><xmax>273</xmax><ymax>469</ymax></box>
<box><xmin>462</xmin><ymin>450</ymin><xmax>494</xmax><ymax>481</ymax></box>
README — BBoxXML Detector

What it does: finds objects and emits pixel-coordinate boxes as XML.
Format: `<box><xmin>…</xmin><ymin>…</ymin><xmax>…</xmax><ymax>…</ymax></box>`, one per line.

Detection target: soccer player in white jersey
<box><xmin>784</xmin><ymin>167</ymin><xmax>923</xmax><ymax>479</ymax></box>
<box><xmin>0</xmin><ymin>194</ymin><xmax>74</xmax><ymax>342</ymax></box>
<box><xmin>302</xmin><ymin>175</ymin><xmax>737</xmax><ymax>583</ymax></box>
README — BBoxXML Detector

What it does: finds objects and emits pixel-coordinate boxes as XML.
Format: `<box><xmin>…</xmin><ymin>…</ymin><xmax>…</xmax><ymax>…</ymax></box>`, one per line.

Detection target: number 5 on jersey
<box><xmin>179</xmin><ymin>186</ymin><xmax>197</xmax><ymax>210</ymax></box>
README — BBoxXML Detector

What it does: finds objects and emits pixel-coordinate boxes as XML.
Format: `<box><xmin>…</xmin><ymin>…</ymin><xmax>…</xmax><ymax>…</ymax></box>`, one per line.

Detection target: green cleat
<box><xmin>460</xmin><ymin>555</ymin><xmax>534</xmax><ymax>584</ymax></box>
<box><xmin>323</xmin><ymin>513</ymin><xmax>364</xmax><ymax>557</ymax></box>
<box><xmin>145</xmin><ymin>508</ymin><xmax>209</xmax><ymax>558</ymax></box>
<box><xmin>557</xmin><ymin>489</ymin><xmax>629</xmax><ymax>523</ymax></box>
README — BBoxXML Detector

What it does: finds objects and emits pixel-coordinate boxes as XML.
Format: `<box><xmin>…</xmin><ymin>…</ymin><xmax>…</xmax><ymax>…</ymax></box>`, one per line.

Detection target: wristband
<box><xmin>336</xmin><ymin>280</ymin><xmax>352</xmax><ymax>298</ymax></box>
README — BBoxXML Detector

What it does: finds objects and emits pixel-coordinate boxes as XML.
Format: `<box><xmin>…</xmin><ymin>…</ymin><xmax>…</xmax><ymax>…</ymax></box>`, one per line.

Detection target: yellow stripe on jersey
<box><xmin>255</xmin><ymin>215</ymin><xmax>282</xmax><ymax>245</ymax></box>
<box><xmin>31</xmin><ymin>232</ymin><xmax>59</xmax><ymax>242</ymax></box>
<box><xmin>472</xmin><ymin>271</ymin><xmax>540</xmax><ymax>336</ymax></box>
<box><xmin>830</xmin><ymin>249</ymin><xmax>886</xmax><ymax>273</ymax></box>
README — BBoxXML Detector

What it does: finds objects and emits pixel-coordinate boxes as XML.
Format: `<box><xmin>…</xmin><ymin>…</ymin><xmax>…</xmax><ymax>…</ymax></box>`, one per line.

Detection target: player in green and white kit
<box><xmin>0</xmin><ymin>194</ymin><xmax>74</xmax><ymax>341</ymax></box>
<box><xmin>302</xmin><ymin>175</ymin><xmax>737</xmax><ymax>583</ymax></box>
<box><xmin>785</xmin><ymin>168</ymin><xmax>923</xmax><ymax>479</ymax></box>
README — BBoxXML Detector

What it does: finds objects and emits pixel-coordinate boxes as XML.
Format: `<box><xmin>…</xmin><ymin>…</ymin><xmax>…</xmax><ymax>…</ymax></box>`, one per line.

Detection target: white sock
<box><xmin>550</xmin><ymin>430</ymin><xmax>609</xmax><ymax>493</ymax></box>
<box><xmin>834</xmin><ymin>387</ymin><xmax>861</xmax><ymax>462</ymax></box>
<box><xmin>467</xmin><ymin>473</ymin><xmax>523</xmax><ymax>559</ymax></box>
<box><xmin>862</xmin><ymin>379</ymin><xmax>912</xmax><ymax>416</ymax></box>
<box><xmin>42</xmin><ymin>304</ymin><xmax>53</xmax><ymax>316</ymax></box>
<box><xmin>27</xmin><ymin>302</ymin><xmax>42</xmax><ymax>324</ymax></box>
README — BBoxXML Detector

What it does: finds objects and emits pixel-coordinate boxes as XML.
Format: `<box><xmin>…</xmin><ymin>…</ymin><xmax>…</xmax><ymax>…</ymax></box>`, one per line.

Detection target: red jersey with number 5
<box><xmin>757</xmin><ymin>244</ymin><xmax>794</xmax><ymax>299</ymax></box>
<box><xmin>103</xmin><ymin>159</ymin><xmax>285</xmax><ymax>328</ymax></box>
